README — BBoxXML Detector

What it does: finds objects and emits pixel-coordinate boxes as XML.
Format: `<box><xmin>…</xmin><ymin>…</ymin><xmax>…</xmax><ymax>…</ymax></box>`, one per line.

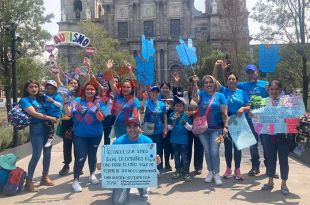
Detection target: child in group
<box><xmin>44</xmin><ymin>80</ymin><xmax>63</xmax><ymax>147</ymax></box>
<box><xmin>169</xmin><ymin>95</ymin><xmax>193</xmax><ymax>182</ymax></box>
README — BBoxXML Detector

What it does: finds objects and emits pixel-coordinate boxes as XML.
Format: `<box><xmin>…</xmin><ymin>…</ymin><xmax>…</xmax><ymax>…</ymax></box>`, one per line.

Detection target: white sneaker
<box><xmin>214</xmin><ymin>174</ymin><xmax>223</xmax><ymax>186</ymax></box>
<box><xmin>72</xmin><ymin>179</ymin><xmax>82</xmax><ymax>192</ymax></box>
<box><xmin>204</xmin><ymin>171</ymin><xmax>214</xmax><ymax>183</ymax></box>
<box><xmin>89</xmin><ymin>174</ymin><xmax>100</xmax><ymax>185</ymax></box>
<box><xmin>44</xmin><ymin>137</ymin><xmax>55</xmax><ymax>148</ymax></box>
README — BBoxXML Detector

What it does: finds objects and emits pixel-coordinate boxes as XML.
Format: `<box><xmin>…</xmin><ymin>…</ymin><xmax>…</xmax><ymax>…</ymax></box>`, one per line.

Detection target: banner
<box><xmin>53</xmin><ymin>31</ymin><xmax>90</xmax><ymax>48</ymax></box>
<box><xmin>101</xmin><ymin>143</ymin><xmax>158</xmax><ymax>188</ymax></box>
<box><xmin>228</xmin><ymin>114</ymin><xmax>257</xmax><ymax>150</ymax></box>
<box><xmin>251</xmin><ymin>95</ymin><xmax>306</xmax><ymax>134</ymax></box>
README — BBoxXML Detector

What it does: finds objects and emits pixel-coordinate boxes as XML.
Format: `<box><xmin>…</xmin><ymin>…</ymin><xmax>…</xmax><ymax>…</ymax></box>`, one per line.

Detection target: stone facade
<box><xmin>58</xmin><ymin>0</ymin><xmax>249</xmax><ymax>83</ymax></box>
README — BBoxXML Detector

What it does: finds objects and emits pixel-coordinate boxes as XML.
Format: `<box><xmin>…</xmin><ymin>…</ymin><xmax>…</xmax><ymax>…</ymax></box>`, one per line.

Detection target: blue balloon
<box><xmin>141</xmin><ymin>35</ymin><xmax>155</xmax><ymax>61</ymax></box>
<box><xmin>135</xmin><ymin>56</ymin><xmax>154</xmax><ymax>86</ymax></box>
<box><xmin>176</xmin><ymin>39</ymin><xmax>197</xmax><ymax>66</ymax></box>
<box><xmin>259</xmin><ymin>44</ymin><xmax>281</xmax><ymax>73</ymax></box>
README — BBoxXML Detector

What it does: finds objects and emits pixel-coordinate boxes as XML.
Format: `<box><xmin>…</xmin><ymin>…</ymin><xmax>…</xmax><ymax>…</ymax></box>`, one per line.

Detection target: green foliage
<box><xmin>16</xmin><ymin>58</ymin><xmax>49</xmax><ymax>95</ymax></box>
<box><xmin>79</xmin><ymin>21</ymin><xmax>134</xmax><ymax>73</ymax></box>
<box><xmin>0</xmin><ymin>123</ymin><xmax>29</xmax><ymax>152</ymax></box>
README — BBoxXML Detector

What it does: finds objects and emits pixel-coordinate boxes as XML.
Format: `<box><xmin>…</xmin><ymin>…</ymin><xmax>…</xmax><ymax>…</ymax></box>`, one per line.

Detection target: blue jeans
<box><xmin>112</xmin><ymin>188</ymin><xmax>147</xmax><ymax>205</ymax></box>
<box><xmin>248</xmin><ymin>119</ymin><xmax>265</xmax><ymax>170</ymax></box>
<box><xmin>199</xmin><ymin>129</ymin><xmax>221</xmax><ymax>174</ymax></box>
<box><xmin>172</xmin><ymin>144</ymin><xmax>189</xmax><ymax>174</ymax></box>
<box><xmin>148</xmin><ymin>133</ymin><xmax>163</xmax><ymax>170</ymax></box>
<box><xmin>224</xmin><ymin>133</ymin><xmax>241</xmax><ymax>169</ymax></box>
<box><xmin>261</xmin><ymin>134</ymin><xmax>291</xmax><ymax>180</ymax></box>
<box><xmin>27</xmin><ymin>122</ymin><xmax>51</xmax><ymax>180</ymax></box>
<box><xmin>188</xmin><ymin>130</ymin><xmax>204</xmax><ymax>171</ymax></box>
<box><xmin>73</xmin><ymin>136</ymin><xmax>102</xmax><ymax>179</ymax></box>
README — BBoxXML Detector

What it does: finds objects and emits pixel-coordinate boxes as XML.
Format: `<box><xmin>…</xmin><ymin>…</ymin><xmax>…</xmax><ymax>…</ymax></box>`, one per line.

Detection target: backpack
<box><xmin>8</xmin><ymin>104</ymin><xmax>31</xmax><ymax>130</ymax></box>
<box><xmin>2</xmin><ymin>167</ymin><xmax>26</xmax><ymax>196</ymax></box>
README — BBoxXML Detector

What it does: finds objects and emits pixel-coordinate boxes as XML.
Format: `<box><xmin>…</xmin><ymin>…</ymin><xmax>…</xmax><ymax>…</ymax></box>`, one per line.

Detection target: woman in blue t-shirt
<box><xmin>143</xmin><ymin>86</ymin><xmax>168</xmax><ymax>175</ymax></box>
<box><xmin>20</xmin><ymin>80</ymin><xmax>58</xmax><ymax>192</ymax></box>
<box><xmin>112</xmin><ymin>79</ymin><xmax>140</xmax><ymax>138</ymax></box>
<box><xmin>218</xmin><ymin>73</ymin><xmax>251</xmax><ymax>180</ymax></box>
<box><xmin>195</xmin><ymin>75</ymin><xmax>228</xmax><ymax>186</ymax></box>
<box><xmin>65</xmin><ymin>82</ymin><xmax>107</xmax><ymax>192</ymax></box>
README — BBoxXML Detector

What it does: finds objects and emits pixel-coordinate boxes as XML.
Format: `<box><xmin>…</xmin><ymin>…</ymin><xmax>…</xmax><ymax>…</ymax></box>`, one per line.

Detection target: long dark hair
<box><xmin>23</xmin><ymin>80</ymin><xmax>45</xmax><ymax>103</ymax></box>
<box><xmin>81</xmin><ymin>82</ymin><xmax>98</xmax><ymax>101</ymax></box>
<box><xmin>226</xmin><ymin>72</ymin><xmax>239</xmax><ymax>81</ymax></box>
<box><xmin>160</xmin><ymin>81</ymin><xmax>171</xmax><ymax>89</ymax></box>
<box><xmin>68</xmin><ymin>79</ymin><xmax>81</xmax><ymax>97</ymax></box>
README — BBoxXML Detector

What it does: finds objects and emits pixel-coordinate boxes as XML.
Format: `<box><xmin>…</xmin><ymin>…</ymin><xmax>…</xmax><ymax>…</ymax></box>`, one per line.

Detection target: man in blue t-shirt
<box><xmin>111</xmin><ymin>117</ymin><xmax>160</xmax><ymax>205</ymax></box>
<box><xmin>237</xmin><ymin>64</ymin><xmax>269</xmax><ymax>176</ymax></box>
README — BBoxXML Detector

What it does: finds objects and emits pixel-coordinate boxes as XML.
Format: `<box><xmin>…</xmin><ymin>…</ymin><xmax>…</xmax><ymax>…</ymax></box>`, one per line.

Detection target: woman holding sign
<box><xmin>64</xmin><ymin>82</ymin><xmax>107</xmax><ymax>192</ymax></box>
<box><xmin>260</xmin><ymin>80</ymin><xmax>292</xmax><ymax>195</ymax></box>
<box><xmin>194</xmin><ymin>75</ymin><xmax>228</xmax><ymax>186</ymax></box>
<box><xmin>213</xmin><ymin>62</ymin><xmax>251</xmax><ymax>180</ymax></box>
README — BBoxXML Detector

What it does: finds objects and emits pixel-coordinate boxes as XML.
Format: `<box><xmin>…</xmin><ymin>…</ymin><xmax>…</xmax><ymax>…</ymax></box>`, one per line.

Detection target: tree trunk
<box><xmin>302</xmin><ymin>54</ymin><xmax>308</xmax><ymax>110</ymax></box>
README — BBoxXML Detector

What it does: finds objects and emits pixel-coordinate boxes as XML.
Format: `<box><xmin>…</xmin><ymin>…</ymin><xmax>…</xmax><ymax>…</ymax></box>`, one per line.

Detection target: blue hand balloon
<box><xmin>176</xmin><ymin>39</ymin><xmax>197</xmax><ymax>66</ymax></box>
<box><xmin>135</xmin><ymin>56</ymin><xmax>155</xmax><ymax>86</ymax></box>
<box><xmin>141</xmin><ymin>35</ymin><xmax>155</xmax><ymax>61</ymax></box>
<box><xmin>259</xmin><ymin>44</ymin><xmax>281</xmax><ymax>73</ymax></box>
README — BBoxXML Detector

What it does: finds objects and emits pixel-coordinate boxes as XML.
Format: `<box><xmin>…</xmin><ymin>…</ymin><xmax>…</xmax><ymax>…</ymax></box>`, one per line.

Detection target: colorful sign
<box><xmin>85</xmin><ymin>47</ymin><xmax>96</xmax><ymax>56</ymax></box>
<box><xmin>251</xmin><ymin>95</ymin><xmax>306</xmax><ymax>134</ymax></box>
<box><xmin>228</xmin><ymin>114</ymin><xmax>257</xmax><ymax>150</ymax></box>
<box><xmin>45</xmin><ymin>45</ymin><xmax>55</xmax><ymax>53</ymax></box>
<box><xmin>101</xmin><ymin>143</ymin><xmax>158</xmax><ymax>188</ymax></box>
<box><xmin>53</xmin><ymin>31</ymin><xmax>90</xmax><ymax>48</ymax></box>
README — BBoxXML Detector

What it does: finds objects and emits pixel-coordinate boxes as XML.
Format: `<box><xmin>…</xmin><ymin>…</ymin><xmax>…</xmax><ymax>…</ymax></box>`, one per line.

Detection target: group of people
<box><xmin>19</xmin><ymin>58</ymin><xmax>294</xmax><ymax>204</ymax></box>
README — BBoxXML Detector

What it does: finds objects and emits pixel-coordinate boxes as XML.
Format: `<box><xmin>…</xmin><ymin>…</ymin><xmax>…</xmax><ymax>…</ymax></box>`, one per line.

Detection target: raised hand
<box><xmin>124</xmin><ymin>60</ymin><xmax>132</xmax><ymax>71</ymax></box>
<box><xmin>106</xmin><ymin>59</ymin><xmax>114</xmax><ymax>70</ymax></box>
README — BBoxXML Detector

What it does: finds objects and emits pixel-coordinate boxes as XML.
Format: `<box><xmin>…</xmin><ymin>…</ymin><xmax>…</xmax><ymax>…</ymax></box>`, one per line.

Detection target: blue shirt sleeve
<box><xmin>219</xmin><ymin>85</ymin><xmax>226</xmax><ymax>94</ymax></box>
<box><xmin>218</xmin><ymin>93</ymin><xmax>227</xmax><ymax>105</ymax></box>
<box><xmin>20</xmin><ymin>98</ymin><xmax>32</xmax><ymax>110</ymax></box>
<box><xmin>243</xmin><ymin>91</ymin><xmax>251</xmax><ymax>105</ymax></box>
<box><xmin>237</xmin><ymin>82</ymin><xmax>245</xmax><ymax>89</ymax></box>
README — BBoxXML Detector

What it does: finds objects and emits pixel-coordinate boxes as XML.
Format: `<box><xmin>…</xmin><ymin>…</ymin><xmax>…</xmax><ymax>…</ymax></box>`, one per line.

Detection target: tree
<box><xmin>0</xmin><ymin>0</ymin><xmax>53</xmax><ymax>111</ymax></box>
<box><xmin>222</xmin><ymin>0</ymin><xmax>249</xmax><ymax>74</ymax></box>
<box><xmin>252</xmin><ymin>0</ymin><xmax>310</xmax><ymax>109</ymax></box>
<box><xmin>78</xmin><ymin>21</ymin><xmax>134</xmax><ymax>73</ymax></box>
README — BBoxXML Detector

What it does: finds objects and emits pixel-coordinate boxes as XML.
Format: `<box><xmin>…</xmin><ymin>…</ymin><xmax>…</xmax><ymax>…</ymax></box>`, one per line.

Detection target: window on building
<box><xmin>144</xmin><ymin>21</ymin><xmax>154</xmax><ymax>37</ymax></box>
<box><xmin>118</xmin><ymin>22</ymin><xmax>128</xmax><ymax>39</ymax></box>
<box><xmin>170</xmin><ymin>19</ymin><xmax>181</xmax><ymax>38</ymax></box>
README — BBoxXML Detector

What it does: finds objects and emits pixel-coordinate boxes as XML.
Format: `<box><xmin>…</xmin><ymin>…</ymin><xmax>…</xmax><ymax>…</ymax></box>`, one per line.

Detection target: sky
<box><xmin>43</xmin><ymin>0</ymin><xmax>259</xmax><ymax>43</ymax></box>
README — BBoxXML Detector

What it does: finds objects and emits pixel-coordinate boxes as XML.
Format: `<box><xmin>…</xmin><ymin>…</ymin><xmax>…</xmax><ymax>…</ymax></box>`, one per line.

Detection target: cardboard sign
<box><xmin>45</xmin><ymin>45</ymin><xmax>55</xmax><ymax>53</ymax></box>
<box><xmin>228</xmin><ymin>114</ymin><xmax>257</xmax><ymax>150</ymax></box>
<box><xmin>53</xmin><ymin>31</ymin><xmax>90</xmax><ymax>48</ymax></box>
<box><xmin>85</xmin><ymin>47</ymin><xmax>96</xmax><ymax>56</ymax></box>
<box><xmin>79</xmin><ymin>66</ymin><xmax>89</xmax><ymax>76</ymax></box>
<box><xmin>176</xmin><ymin>39</ymin><xmax>197</xmax><ymax>66</ymax></box>
<box><xmin>251</xmin><ymin>95</ymin><xmax>306</xmax><ymax>134</ymax></box>
<box><xmin>101</xmin><ymin>143</ymin><xmax>158</xmax><ymax>188</ymax></box>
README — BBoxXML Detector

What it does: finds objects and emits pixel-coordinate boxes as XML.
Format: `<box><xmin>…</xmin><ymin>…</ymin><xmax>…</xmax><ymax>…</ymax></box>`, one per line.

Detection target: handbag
<box><xmin>142</xmin><ymin>101</ymin><xmax>158</xmax><ymax>135</ymax></box>
<box><xmin>192</xmin><ymin>94</ymin><xmax>216</xmax><ymax>135</ymax></box>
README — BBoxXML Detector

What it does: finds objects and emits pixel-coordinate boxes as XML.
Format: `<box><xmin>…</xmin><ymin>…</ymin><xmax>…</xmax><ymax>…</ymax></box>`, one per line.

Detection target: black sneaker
<box><xmin>248</xmin><ymin>169</ymin><xmax>260</xmax><ymax>176</ymax></box>
<box><xmin>171</xmin><ymin>171</ymin><xmax>182</xmax><ymax>179</ymax></box>
<box><xmin>184</xmin><ymin>174</ymin><xmax>192</xmax><ymax>182</ymax></box>
<box><xmin>59</xmin><ymin>165</ymin><xmax>69</xmax><ymax>176</ymax></box>
<box><xmin>165</xmin><ymin>166</ymin><xmax>172</xmax><ymax>172</ymax></box>
<box><xmin>194</xmin><ymin>169</ymin><xmax>202</xmax><ymax>175</ymax></box>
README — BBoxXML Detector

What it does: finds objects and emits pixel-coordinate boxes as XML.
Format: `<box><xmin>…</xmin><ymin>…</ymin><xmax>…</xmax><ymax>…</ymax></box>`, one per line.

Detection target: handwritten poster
<box><xmin>228</xmin><ymin>114</ymin><xmax>257</xmax><ymax>150</ymax></box>
<box><xmin>101</xmin><ymin>144</ymin><xmax>158</xmax><ymax>188</ymax></box>
<box><xmin>251</xmin><ymin>95</ymin><xmax>306</xmax><ymax>134</ymax></box>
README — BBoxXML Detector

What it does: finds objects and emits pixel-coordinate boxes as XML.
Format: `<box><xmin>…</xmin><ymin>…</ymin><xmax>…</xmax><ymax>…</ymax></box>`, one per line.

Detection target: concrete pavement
<box><xmin>0</xmin><ymin>137</ymin><xmax>309</xmax><ymax>205</ymax></box>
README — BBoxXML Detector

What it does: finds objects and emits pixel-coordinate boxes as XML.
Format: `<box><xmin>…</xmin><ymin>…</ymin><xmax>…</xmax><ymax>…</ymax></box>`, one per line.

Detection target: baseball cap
<box><xmin>45</xmin><ymin>80</ymin><xmax>58</xmax><ymax>89</ymax></box>
<box><xmin>125</xmin><ymin>117</ymin><xmax>140</xmax><ymax>127</ymax></box>
<box><xmin>173</xmin><ymin>95</ymin><xmax>186</xmax><ymax>105</ymax></box>
<box><xmin>244</xmin><ymin>64</ymin><xmax>258</xmax><ymax>73</ymax></box>
<box><xmin>150</xmin><ymin>86</ymin><xmax>160</xmax><ymax>92</ymax></box>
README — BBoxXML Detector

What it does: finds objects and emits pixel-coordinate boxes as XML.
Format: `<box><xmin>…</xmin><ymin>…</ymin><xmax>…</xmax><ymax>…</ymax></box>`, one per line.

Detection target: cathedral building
<box><xmin>58</xmin><ymin>0</ymin><xmax>249</xmax><ymax>82</ymax></box>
